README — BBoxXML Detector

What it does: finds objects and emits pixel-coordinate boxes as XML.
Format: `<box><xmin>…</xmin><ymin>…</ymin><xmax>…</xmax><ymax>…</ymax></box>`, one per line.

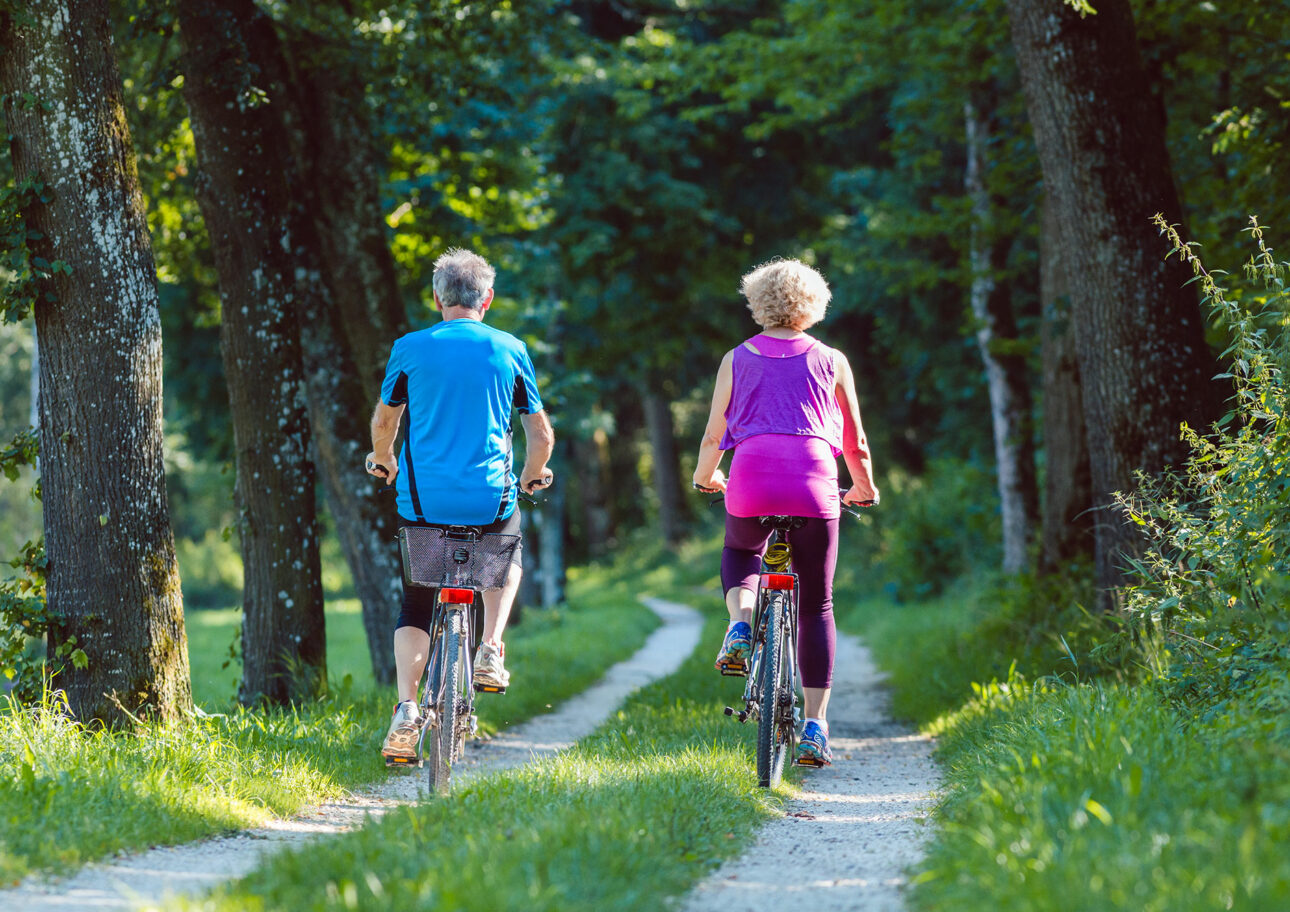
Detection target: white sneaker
<box><xmin>473</xmin><ymin>642</ymin><xmax>511</xmax><ymax>689</ymax></box>
<box><xmin>381</xmin><ymin>700</ymin><xmax>423</xmax><ymax>761</ymax></box>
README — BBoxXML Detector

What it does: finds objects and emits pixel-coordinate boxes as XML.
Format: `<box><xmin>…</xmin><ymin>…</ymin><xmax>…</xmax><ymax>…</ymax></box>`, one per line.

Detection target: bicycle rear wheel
<box><xmin>428</xmin><ymin>611</ymin><xmax>462</xmax><ymax>795</ymax></box>
<box><xmin>756</xmin><ymin>592</ymin><xmax>793</xmax><ymax>788</ymax></box>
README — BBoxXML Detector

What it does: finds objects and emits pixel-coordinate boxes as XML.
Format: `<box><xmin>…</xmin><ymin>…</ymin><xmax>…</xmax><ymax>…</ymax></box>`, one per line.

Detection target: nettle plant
<box><xmin>1119</xmin><ymin>217</ymin><xmax>1290</xmax><ymax>699</ymax></box>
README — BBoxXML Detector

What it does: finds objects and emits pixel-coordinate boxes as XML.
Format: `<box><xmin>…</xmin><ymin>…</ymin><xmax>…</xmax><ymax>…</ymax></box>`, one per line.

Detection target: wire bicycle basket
<box><xmin>399</xmin><ymin>527</ymin><xmax>520</xmax><ymax>591</ymax></box>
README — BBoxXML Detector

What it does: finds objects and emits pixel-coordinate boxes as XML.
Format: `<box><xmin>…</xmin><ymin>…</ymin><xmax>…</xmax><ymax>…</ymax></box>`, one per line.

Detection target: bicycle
<box><xmin>700</xmin><ymin>486</ymin><xmax>872</xmax><ymax>788</ymax></box>
<box><xmin>391</xmin><ymin>524</ymin><xmax>520</xmax><ymax>793</ymax></box>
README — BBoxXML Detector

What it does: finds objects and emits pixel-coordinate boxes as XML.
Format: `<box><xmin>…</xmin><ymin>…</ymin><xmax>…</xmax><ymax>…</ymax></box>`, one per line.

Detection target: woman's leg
<box><xmin>721</xmin><ymin>513</ymin><xmax>772</xmax><ymax>625</ymax></box>
<box><xmin>788</xmin><ymin>517</ymin><xmax>839</xmax><ymax>721</ymax></box>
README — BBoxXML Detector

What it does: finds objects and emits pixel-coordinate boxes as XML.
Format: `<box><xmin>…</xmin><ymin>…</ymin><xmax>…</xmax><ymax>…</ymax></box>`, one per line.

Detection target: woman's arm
<box><xmin>692</xmin><ymin>351</ymin><xmax>734</xmax><ymax>492</ymax></box>
<box><xmin>834</xmin><ymin>351</ymin><xmax>880</xmax><ymax>505</ymax></box>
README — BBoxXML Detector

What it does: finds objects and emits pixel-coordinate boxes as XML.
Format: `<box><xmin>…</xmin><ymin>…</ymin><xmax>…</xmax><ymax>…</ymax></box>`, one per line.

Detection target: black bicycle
<box><xmin>702</xmin><ymin>487</ymin><xmax>873</xmax><ymax>788</ymax></box>
<box><xmin>395</xmin><ymin>525</ymin><xmax>520</xmax><ymax>793</ymax></box>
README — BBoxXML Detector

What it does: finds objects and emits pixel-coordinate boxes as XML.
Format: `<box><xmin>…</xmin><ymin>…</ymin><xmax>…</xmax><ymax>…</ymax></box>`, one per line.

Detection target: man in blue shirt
<box><xmin>365</xmin><ymin>248</ymin><xmax>553</xmax><ymax>764</ymax></box>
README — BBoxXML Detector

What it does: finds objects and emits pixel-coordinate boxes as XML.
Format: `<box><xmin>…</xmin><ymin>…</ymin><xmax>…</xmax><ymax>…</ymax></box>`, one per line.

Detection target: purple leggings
<box><xmin>720</xmin><ymin>513</ymin><xmax>838</xmax><ymax>689</ymax></box>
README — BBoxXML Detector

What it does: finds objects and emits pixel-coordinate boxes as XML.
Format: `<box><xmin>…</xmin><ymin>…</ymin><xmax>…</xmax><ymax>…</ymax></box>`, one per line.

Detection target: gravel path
<box><xmin>3</xmin><ymin>597</ymin><xmax>702</xmax><ymax>911</ymax></box>
<box><xmin>681</xmin><ymin>631</ymin><xmax>940</xmax><ymax>912</ymax></box>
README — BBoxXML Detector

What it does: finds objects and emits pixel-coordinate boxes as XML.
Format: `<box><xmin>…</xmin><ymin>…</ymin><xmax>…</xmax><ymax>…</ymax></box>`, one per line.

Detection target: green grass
<box><xmin>0</xmin><ymin>577</ymin><xmax>657</xmax><ymax>883</ymax></box>
<box><xmin>179</xmin><ymin>603</ymin><xmax>786</xmax><ymax>912</ymax></box>
<box><xmin>909</xmin><ymin>675</ymin><xmax>1290</xmax><ymax>911</ymax></box>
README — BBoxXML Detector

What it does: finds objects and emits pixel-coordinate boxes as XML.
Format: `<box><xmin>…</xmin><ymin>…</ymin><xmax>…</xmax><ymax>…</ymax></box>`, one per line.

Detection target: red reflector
<box><xmin>760</xmin><ymin>573</ymin><xmax>795</xmax><ymax>591</ymax></box>
<box><xmin>439</xmin><ymin>587</ymin><xmax>475</xmax><ymax>604</ymax></box>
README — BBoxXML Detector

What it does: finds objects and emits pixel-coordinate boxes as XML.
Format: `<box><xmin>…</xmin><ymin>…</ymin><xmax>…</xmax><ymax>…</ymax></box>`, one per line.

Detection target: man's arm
<box><xmin>519</xmin><ymin>409</ymin><xmax>555</xmax><ymax>493</ymax></box>
<box><xmin>366</xmin><ymin>399</ymin><xmax>405</xmax><ymax>485</ymax></box>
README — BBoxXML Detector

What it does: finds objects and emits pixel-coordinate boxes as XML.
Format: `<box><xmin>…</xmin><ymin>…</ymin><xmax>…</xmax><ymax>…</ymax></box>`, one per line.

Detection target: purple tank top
<box><xmin>719</xmin><ymin>334</ymin><xmax>844</xmax><ymax>455</ymax></box>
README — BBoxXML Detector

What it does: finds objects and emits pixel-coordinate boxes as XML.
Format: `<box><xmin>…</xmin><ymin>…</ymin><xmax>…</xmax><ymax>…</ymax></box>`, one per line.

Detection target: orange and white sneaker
<box><xmin>381</xmin><ymin>700</ymin><xmax>423</xmax><ymax>763</ymax></box>
<box><xmin>473</xmin><ymin>642</ymin><xmax>511</xmax><ymax>690</ymax></box>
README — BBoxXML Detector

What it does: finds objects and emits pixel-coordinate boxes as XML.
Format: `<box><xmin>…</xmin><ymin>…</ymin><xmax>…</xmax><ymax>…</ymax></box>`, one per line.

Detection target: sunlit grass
<box><xmin>180</xmin><ymin>608</ymin><xmax>787</xmax><ymax>912</ymax></box>
<box><xmin>0</xmin><ymin>573</ymin><xmax>657</xmax><ymax>881</ymax></box>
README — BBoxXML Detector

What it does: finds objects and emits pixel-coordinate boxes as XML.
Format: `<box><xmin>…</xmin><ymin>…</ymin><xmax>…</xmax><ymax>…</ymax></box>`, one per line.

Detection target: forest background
<box><xmin>0</xmin><ymin>0</ymin><xmax>1286</xmax><ymax>719</ymax></box>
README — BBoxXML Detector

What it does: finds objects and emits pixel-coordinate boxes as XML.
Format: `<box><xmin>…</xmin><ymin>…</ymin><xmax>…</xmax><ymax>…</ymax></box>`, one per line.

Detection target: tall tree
<box><xmin>177</xmin><ymin>0</ymin><xmax>325</xmax><ymax>702</ymax></box>
<box><xmin>1</xmin><ymin>0</ymin><xmax>191</xmax><ymax>724</ymax></box>
<box><xmin>965</xmin><ymin>90</ymin><xmax>1038</xmax><ymax>573</ymax></box>
<box><xmin>1038</xmin><ymin>194</ymin><xmax>1093</xmax><ymax>572</ymax></box>
<box><xmin>1006</xmin><ymin>0</ymin><xmax>1221</xmax><ymax>605</ymax></box>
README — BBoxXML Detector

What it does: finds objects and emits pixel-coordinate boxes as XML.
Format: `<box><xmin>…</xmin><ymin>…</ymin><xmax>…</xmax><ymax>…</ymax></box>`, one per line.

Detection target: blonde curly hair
<box><xmin>739</xmin><ymin>258</ymin><xmax>831</xmax><ymax>330</ymax></box>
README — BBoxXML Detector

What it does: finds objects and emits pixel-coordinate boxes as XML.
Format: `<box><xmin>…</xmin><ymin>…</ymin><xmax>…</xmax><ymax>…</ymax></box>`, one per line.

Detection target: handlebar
<box><xmin>692</xmin><ymin>482</ymin><xmax>877</xmax><ymax>516</ymax></box>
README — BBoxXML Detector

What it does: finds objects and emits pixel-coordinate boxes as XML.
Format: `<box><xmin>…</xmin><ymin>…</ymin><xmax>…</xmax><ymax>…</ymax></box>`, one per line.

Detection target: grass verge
<box><xmin>178</xmin><ymin>603</ymin><xmax>783</xmax><ymax>912</ymax></box>
<box><xmin>0</xmin><ymin>574</ymin><xmax>657</xmax><ymax>883</ymax></box>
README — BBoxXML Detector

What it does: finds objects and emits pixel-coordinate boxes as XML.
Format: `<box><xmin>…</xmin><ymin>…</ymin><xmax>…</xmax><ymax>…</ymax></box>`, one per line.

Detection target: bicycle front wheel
<box><xmin>428</xmin><ymin>610</ymin><xmax>462</xmax><ymax>795</ymax></box>
<box><xmin>756</xmin><ymin>592</ymin><xmax>793</xmax><ymax>788</ymax></box>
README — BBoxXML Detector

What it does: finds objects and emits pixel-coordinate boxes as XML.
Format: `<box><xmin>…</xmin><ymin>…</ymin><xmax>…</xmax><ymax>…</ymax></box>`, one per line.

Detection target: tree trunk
<box><xmin>177</xmin><ymin>0</ymin><xmax>325</xmax><ymax>703</ymax></box>
<box><xmin>537</xmin><ymin>436</ymin><xmax>569</xmax><ymax>606</ymax></box>
<box><xmin>281</xmin><ymin>24</ymin><xmax>408</xmax><ymax>401</ymax></box>
<box><xmin>643</xmin><ymin>390</ymin><xmax>687</xmax><ymax>544</ymax></box>
<box><xmin>1006</xmin><ymin>0</ymin><xmax>1221</xmax><ymax>607</ymax></box>
<box><xmin>277</xmin><ymin>31</ymin><xmax>405</xmax><ymax>686</ymax></box>
<box><xmin>572</xmin><ymin>428</ymin><xmax>612</xmax><ymax>559</ymax></box>
<box><xmin>965</xmin><ymin>95</ymin><xmax>1038</xmax><ymax>575</ymax></box>
<box><xmin>1038</xmin><ymin>194</ymin><xmax>1094</xmax><ymax>573</ymax></box>
<box><xmin>1</xmin><ymin>0</ymin><xmax>191</xmax><ymax>724</ymax></box>
<box><xmin>606</xmin><ymin>393</ymin><xmax>645</xmax><ymax>538</ymax></box>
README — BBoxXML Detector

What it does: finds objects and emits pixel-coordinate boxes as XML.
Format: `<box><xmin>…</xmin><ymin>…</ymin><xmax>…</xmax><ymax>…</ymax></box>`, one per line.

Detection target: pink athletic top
<box><xmin>721</xmin><ymin>334</ymin><xmax>844</xmax><ymax>519</ymax></box>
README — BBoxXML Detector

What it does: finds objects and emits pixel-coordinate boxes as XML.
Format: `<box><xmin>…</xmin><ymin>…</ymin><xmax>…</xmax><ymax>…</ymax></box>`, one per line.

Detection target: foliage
<box><xmin>0</xmin><ymin>428</ymin><xmax>54</xmax><ymax>699</ymax></box>
<box><xmin>0</xmin><ymin>176</ymin><xmax>69</xmax><ymax>323</ymax></box>
<box><xmin>846</xmin><ymin>458</ymin><xmax>1001</xmax><ymax>600</ymax></box>
<box><xmin>1119</xmin><ymin>219</ymin><xmax>1290</xmax><ymax>712</ymax></box>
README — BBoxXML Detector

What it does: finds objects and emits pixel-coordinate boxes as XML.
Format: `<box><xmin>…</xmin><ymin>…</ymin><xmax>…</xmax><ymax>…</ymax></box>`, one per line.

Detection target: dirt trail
<box><xmin>681</xmin><ymin>631</ymin><xmax>940</xmax><ymax>912</ymax></box>
<box><xmin>3</xmin><ymin>597</ymin><xmax>702</xmax><ymax>911</ymax></box>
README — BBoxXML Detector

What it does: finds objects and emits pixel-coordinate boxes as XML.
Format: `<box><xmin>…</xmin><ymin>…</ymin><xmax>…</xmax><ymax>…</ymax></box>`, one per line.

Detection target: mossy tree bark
<box><xmin>0</xmin><ymin>0</ymin><xmax>192</xmax><ymax>724</ymax></box>
<box><xmin>177</xmin><ymin>0</ymin><xmax>326</xmax><ymax>703</ymax></box>
<box><xmin>279</xmin><ymin>16</ymin><xmax>410</xmax><ymax>684</ymax></box>
<box><xmin>1007</xmin><ymin>0</ymin><xmax>1221</xmax><ymax>607</ymax></box>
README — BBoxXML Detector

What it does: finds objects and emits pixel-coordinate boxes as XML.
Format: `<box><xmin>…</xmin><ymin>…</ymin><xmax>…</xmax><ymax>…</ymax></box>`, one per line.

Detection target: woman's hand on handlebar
<box><xmin>364</xmin><ymin>452</ymin><xmax>397</xmax><ymax>486</ymax></box>
<box><xmin>521</xmin><ymin>466</ymin><xmax>554</xmax><ymax>494</ymax></box>
<box><xmin>842</xmin><ymin>484</ymin><xmax>879</xmax><ymax>508</ymax></box>
<box><xmin>692</xmin><ymin>468</ymin><xmax>727</xmax><ymax>494</ymax></box>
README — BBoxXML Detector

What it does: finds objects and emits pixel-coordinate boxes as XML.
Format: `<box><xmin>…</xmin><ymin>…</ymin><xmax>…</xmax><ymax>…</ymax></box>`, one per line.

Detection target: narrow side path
<box><xmin>4</xmin><ymin>597</ymin><xmax>703</xmax><ymax>911</ymax></box>
<box><xmin>682</xmin><ymin>632</ymin><xmax>940</xmax><ymax>912</ymax></box>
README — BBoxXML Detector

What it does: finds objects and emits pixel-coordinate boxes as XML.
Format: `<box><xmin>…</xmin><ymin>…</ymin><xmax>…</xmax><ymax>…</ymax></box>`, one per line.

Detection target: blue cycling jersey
<box><xmin>380</xmin><ymin>318</ymin><xmax>543</xmax><ymax>524</ymax></box>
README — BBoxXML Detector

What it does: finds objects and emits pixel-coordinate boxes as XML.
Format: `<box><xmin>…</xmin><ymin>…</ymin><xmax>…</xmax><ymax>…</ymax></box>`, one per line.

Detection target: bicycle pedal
<box><xmin>717</xmin><ymin>660</ymin><xmax>747</xmax><ymax>677</ymax></box>
<box><xmin>794</xmin><ymin>756</ymin><xmax>829</xmax><ymax>768</ymax></box>
<box><xmin>384</xmin><ymin>754</ymin><xmax>423</xmax><ymax>770</ymax></box>
<box><xmin>473</xmin><ymin>683</ymin><xmax>506</xmax><ymax>694</ymax></box>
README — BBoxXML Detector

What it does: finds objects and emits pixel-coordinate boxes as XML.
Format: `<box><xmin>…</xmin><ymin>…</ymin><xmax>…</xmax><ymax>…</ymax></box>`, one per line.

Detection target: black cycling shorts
<box><xmin>394</xmin><ymin>511</ymin><xmax>523</xmax><ymax>633</ymax></box>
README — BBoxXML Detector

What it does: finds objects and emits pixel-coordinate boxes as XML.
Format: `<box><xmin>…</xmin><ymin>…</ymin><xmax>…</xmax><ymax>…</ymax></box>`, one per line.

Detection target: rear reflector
<box><xmin>760</xmin><ymin>573</ymin><xmax>795</xmax><ymax>591</ymax></box>
<box><xmin>439</xmin><ymin>587</ymin><xmax>475</xmax><ymax>604</ymax></box>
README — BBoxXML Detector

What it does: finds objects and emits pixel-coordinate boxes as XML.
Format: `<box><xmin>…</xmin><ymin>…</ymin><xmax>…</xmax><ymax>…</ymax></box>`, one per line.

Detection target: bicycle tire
<box><xmin>756</xmin><ymin>591</ymin><xmax>792</xmax><ymax>788</ymax></box>
<box><xmin>428</xmin><ymin>611</ymin><xmax>462</xmax><ymax>795</ymax></box>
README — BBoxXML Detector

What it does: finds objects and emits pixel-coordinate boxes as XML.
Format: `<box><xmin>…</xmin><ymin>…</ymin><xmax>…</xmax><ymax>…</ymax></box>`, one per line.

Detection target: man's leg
<box><xmin>394</xmin><ymin>626</ymin><xmax>431</xmax><ymax>703</ymax></box>
<box><xmin>480</xmin><ymin>561</ymin><xmax>521</xmax><ymax>647</ymax></box>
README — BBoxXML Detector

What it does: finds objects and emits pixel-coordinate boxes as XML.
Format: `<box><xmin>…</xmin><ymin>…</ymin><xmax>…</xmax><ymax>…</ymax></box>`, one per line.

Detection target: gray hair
<box><xmin>432</xmin><ymin>248</ymin><xmax>496</xmax><ymax>310</ymax></box>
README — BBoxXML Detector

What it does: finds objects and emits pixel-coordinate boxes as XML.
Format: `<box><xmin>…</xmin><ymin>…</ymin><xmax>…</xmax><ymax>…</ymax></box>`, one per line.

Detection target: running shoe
<box><xmin>474</xmin><ymin>642</ymin><xmax>511</xmax><ymax>689</ymax></box>
<box><xmin>714</xmin><ymin>621</ymin><xmax>753</xmax><ymax>671</ymax></box>
<box><xmin>795</xmin><ymin>720</ymin><xmax>832</xmax><ymax>767</ymax></box>
<box><xmin>381</xmin><ymin>700</ymin><xmax>423</xmax><ymax>762</ymax></box>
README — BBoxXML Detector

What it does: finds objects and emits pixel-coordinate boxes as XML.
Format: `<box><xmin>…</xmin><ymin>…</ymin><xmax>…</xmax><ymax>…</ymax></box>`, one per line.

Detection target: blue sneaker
<box><xmin>795</xmin><ymin>721</ymin><xmax>832</xmax><ymax>767</ymax></box>
<box><xmin>714</xmin><ymin>621</ymin><xmax>753</xmax><ymax>673</ymax></box>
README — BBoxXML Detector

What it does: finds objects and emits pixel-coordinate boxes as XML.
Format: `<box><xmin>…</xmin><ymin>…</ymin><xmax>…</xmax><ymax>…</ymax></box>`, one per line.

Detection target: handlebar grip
<box><xmin>365</xmin><ymin>458</ymin><xmax>390</xmax><ymax>479</ymax></box>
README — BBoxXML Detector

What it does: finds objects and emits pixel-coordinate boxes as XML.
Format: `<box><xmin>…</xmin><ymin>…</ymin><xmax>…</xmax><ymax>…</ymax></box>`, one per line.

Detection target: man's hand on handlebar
<box><xmin>364</xmin><ymin>452</ymin><xmax>397</xmax><ymax>486</ymax></box>
<box><xmin>692</xmin><ymin>468</ymin><xmax>727</xmax><ymax>495</ymax></box>
<box><xmin>521</xmin><ymin>466</ymin><xmax>554</xmax><ymax>494</ymax></box>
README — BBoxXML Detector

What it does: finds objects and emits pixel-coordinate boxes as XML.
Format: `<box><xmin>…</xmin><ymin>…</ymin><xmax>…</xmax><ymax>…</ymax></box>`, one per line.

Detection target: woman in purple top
<box><xmin>693</xmin><ymin>258</ymin><xmax>879</xmax><ymax>766</ymax></box>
